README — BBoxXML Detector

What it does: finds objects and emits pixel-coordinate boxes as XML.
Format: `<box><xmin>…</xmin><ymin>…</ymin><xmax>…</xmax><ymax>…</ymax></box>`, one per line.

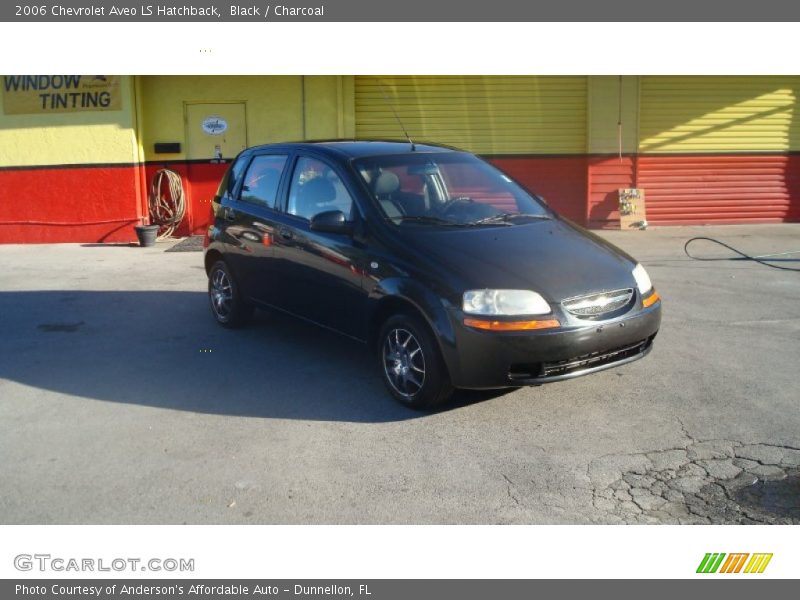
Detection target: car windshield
<box><xmin>353</xmin><ymin>152</ymin><xmax>551</xmax><ymax>227</ymax></box>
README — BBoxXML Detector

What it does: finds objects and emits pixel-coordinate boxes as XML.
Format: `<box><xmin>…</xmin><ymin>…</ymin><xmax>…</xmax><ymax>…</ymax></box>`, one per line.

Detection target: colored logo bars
<box><xmin>697</xmin><ymin>553</ymin><xmax>773</xmax><ymax>574</ymax></box>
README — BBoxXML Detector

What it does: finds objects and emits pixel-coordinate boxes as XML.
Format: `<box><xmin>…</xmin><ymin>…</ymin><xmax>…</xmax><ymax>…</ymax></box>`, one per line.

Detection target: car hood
<box><xmin>398</xmin><ymin>218</ymin><xmax>639</xmax><ymax>303</ymax></box>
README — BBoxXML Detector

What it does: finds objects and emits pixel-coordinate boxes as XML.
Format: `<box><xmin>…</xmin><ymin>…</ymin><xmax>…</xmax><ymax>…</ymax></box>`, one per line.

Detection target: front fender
<box><xmin>368</xmin><ymin>278</ymin><xmax>462</xmax><ymax>382</ymax></box>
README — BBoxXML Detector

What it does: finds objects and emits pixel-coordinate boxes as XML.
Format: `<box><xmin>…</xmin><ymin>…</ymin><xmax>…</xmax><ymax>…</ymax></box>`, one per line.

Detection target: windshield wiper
<box><xmin>470</xmin><ymin>212</ymin><xmax>551</xmax><ymax>226</ymax></box>
<box><xmin>388</xmin><ymin>215</ymin><xmax>462</xmax><ymax>226</ymax></box>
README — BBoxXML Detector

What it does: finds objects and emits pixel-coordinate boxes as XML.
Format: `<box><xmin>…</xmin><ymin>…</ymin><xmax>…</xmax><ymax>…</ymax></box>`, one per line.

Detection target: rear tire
<box><xmin>378</xmin><ymin>313</ymin><xmax>453</xmax><ymax>410</ymax></box>
<box><xmin>208</xmin><ymin>260</ymin><xmax>254</xmax><ymax>328</ymax></box>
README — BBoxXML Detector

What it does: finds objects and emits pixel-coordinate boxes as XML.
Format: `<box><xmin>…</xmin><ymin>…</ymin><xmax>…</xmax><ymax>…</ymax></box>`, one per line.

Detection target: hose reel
<box><xmin>148</xmin><ymin>168</ymin><xmax>186</xmax><ymax>239</ymax></box>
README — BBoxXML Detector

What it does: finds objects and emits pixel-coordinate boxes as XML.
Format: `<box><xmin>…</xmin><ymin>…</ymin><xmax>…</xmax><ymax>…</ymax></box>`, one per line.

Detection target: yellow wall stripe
<box><xmin>139</xmin><ymin>76</ymin><xmax>353</xmax><ymax>162</ymax></box>
<box><xmin>354</xmin><ymin>76</ymin><xmax>587</xmax><ymax>154</ymax></box>
<box><xmin>639</xmin><ymin>76</ymin><xmax>800</xmax><ymax>153</ymax></box>
<box><xmin>0</xmin><ymin>75</ymin><xmax>138</xmax><ymax>167</ymax></box>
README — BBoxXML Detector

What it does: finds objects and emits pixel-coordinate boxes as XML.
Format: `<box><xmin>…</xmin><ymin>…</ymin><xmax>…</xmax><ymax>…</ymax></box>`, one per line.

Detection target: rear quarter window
<box><xmin>217</xmin><ymin>154</ymin><xmax>249</xmax><ymax>197</ymax></box>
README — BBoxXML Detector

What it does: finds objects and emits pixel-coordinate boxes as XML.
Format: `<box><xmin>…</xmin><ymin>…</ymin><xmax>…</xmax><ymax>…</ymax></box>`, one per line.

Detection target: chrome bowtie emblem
<box><xmin>562</xmin><ymin>288</ymin><xmax>633</xmax><ymax>317</ymax></box>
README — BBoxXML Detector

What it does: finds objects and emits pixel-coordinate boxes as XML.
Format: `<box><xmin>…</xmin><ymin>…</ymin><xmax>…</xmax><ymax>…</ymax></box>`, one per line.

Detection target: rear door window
<box><xmin>239</xmin><ymin>154</ymin><xmax>289</xmax><ymax>208</ymax></box>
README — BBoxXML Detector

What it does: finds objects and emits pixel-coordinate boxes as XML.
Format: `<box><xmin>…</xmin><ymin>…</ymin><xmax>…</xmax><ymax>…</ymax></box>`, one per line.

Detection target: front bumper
<box><xmin>444</xmin><ymin>300</ymin><xmax>661</xmax><ymax>389</ymax></box>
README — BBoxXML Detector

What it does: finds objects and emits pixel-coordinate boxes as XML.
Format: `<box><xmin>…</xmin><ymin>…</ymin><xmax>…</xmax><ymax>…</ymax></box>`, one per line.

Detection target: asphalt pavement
<box><xmin>1</xmin><ymin>224</ymin><xmax>798</xmax><ymax>524</ymax></box>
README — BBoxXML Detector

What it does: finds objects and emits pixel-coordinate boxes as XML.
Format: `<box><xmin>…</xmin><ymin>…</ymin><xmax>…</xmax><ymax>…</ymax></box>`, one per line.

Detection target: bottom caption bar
<box><xmin>3</xmin><ymin>580</ymin><xmax>792</xmax><ymax>599</ymax></box>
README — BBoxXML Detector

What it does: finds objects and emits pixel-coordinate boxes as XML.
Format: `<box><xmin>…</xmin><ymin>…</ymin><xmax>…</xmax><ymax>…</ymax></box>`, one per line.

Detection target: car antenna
<box><xmin>377</xmin><ymin>79</ymin><xmax>415</xmax><ymax>151</ymax></box>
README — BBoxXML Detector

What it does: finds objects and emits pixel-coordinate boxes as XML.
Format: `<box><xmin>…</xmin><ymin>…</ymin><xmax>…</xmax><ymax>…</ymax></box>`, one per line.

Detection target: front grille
<box><xmin>562</xmin><ymin>288</ymin><xmax>633</xmax><ymax>318</ymax></box>
<box><xmin>508</xmin><ymin>335</ymin><xmax>654</xmax><ymax>381</ymax></box>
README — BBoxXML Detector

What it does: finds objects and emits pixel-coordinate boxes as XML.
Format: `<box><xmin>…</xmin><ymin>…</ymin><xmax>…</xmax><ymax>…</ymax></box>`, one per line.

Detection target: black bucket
<box><xmin>134</xmin><ymin>225</ymin><xmax>159</xmax><ymax>247</ymax></box>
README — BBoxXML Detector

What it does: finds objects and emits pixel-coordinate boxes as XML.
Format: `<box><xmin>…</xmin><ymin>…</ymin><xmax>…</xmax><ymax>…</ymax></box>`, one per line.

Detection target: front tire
<box><xmin>378</xmin><ymin>313</ymin><xmax>453</xmax><ymax>410</ymax></box>
<box><xmin>208</xmin><ymin>260</ymin><xmax>254</xmax><ymax>328</ymax></box>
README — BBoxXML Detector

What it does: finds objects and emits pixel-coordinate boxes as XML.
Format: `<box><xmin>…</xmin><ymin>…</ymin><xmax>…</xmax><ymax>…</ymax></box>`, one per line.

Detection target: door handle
<box><xmin>278</xmin><ymin>227</ymin><xmax>293</xmax><ymax>240</ymax></box>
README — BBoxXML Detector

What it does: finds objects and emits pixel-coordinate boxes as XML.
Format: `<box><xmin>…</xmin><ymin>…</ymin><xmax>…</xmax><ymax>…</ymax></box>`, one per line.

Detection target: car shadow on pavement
<box><xmin>0</xmin><ymin>290</ymin><xmax>504</xmax><ymax>423</ymax></box>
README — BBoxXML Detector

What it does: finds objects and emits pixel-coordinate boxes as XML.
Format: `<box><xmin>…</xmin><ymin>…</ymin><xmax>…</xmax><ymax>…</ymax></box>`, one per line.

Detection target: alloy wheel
<box><xmin>210</xmin><ymin>268</ymin><xmax>233</xmax><ymax>321</ymax></box>
<box><xmin>382</xmin><ymin>328</ymin><xmax>426</xmax><ymax>398</ymax></box>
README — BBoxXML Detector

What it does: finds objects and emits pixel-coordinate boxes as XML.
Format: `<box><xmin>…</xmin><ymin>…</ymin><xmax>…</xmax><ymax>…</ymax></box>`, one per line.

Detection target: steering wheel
<box><xmin>439</xmin><ymin>196</ymin><xmax>474</xmax><ymax>215</ymax></box>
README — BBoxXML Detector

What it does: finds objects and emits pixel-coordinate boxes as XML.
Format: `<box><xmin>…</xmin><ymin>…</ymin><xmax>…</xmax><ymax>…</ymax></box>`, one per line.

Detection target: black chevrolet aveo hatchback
<box><xmin>204</xmin><ymin>141</ymin><xmax>661</xmax><ymax>409</ymax></box>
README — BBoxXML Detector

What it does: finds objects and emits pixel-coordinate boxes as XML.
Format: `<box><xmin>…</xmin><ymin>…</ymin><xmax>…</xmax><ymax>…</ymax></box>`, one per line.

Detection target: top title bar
<box><xmin>4</xmin><ymin>0</ymin><xmax>800</xmax><ymax>22</ymax></box>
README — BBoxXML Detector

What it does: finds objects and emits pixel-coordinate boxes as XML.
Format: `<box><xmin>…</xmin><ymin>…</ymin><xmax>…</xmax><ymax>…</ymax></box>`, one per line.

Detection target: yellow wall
<box><xmin>0</xmin><ymin>75</ymin><xmax>138</xmax><ymax>167</ymax></box>
<box><xmin>354</xmin><ymin>76</ymin><xmax>587</xmax><ymax>154</ymax></box>
<box><xmin>139</xmin><ymin>75</ymin><xmax>354</xmax><ymax>161</ymax></box>
<box><xmin>5</xmin><ymin>76</ymin><xmax>800</xmax><ymax>169</ymax></box>
<box><xmin>639</xmin><ymin>76</ymin><xmax>800</xmax><ymax>153</ymax></box>
<box><xmin>304</xmin><ymin>76</ymin><xmax>355</xmax><ymax>140</ymax></box>
<box><xmin>588</xmin><ymin>76</ymin><xmax>639</xmax><ymax>154</ymax></box>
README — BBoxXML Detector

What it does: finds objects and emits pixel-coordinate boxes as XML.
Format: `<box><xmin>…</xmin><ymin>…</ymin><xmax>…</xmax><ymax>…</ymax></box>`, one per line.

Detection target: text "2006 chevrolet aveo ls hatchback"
<box><xmin>204</xmin><ymin>141</ymin><xmax>661</xmax><ymax>409</ymax></box>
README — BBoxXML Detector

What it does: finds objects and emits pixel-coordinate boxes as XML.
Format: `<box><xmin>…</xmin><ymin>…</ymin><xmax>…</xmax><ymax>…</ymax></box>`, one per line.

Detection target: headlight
<box><xmin>632</xmin><ymin>263</ymin><xmax>653</xmax><ymax>295</ymax></box>
<box><xmin>462</xmin><ymin>289</ymin><xmax>551</xmax><ymax>316</ymax></box>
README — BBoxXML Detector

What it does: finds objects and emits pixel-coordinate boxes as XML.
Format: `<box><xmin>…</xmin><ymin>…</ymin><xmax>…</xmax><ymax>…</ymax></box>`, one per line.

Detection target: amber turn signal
<box><xmin>642</xmin><ymin>290</ymin><xmax>660</xmax><ymax>308</ymax></box>
<box><xmin>463</xmin><ymin>318</ymin><xmax>561</xmax><ymax>331</ymax></box>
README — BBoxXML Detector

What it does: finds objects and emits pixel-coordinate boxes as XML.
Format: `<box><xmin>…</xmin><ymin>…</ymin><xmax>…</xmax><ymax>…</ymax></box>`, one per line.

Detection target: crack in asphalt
<box><xmin>587</xmin><ymin>439</ymin><xmax>800</xmax><ymax>524</ymax></box>
<box><xmin>675</xmin><ymin>416</ymin><xmax>694</xmax><ymax>444</ymax></box>
<box><xmin>501</xmin><ymin>473</ymin><xmax>521</xmax><ymax>506</ymax></box>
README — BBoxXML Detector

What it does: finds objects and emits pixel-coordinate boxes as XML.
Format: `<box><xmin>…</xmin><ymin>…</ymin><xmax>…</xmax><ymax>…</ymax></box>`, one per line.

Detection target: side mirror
<box><xmin>310</xmin><ymin>210</ymin><xmax>353</xmax><ymax>235</ymax></box>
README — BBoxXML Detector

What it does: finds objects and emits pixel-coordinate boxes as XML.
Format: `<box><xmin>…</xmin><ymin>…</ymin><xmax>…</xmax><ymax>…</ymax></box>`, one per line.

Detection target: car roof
<box><xmin>244</xmin><ymin>139</ymin><xmax>462</xmax><ymax>159</ymax></box>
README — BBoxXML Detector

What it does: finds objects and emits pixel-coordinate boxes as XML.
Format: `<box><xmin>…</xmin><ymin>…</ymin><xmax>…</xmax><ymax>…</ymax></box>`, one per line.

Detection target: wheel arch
<box><xmin>204</xmin><ymin>248</ymin><xmax>224</xmax><ymax>274</ymax></box>
<box><xmin>367</xmin><ymin>282</ymin><xmax>460</xmax><ymax>382</ymax></box>
<box><xmin>369</xmin><ymin>296</ymin><xmax>427</xmax><ymax>350</ymax></box>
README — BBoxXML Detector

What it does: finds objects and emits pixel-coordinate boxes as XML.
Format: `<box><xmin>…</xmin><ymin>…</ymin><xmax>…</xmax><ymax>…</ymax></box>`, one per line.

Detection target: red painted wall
<box><xmin>185</xmin><ymin>162</ymin><xmax>229</xmax><ymax>234</ymax></box>
<box><xmin>143</xmin><ymin>161</ymin><xmax>228</xmax><ymax>237</ymax></box>
<box><xmin>0</xmin><ymin>164</ymin><xmax>143</xmax><ymax>244</ymax></box>
<box><xmin>0</xmin><ymin>160</ymin><xmax>228</xmax><ymax>244</ymax></box>
<box><xmin>587</xmin><ymin>156</ymin><xmax>637</xmax><ymax>228</ymax></box>
<box><xmin>488</xmin><ymin>156</ymin><xmax>588</xmax><ymax>224</ymax></box>
<box><xmin>637</xmin><ymin>154</ymin><xmax>800</xmax><ymax>225</ymax></box>
<box><xmin>3</xmin><ymin>154</ymin><xmax>799</xmax><ymax>244</ymax></box>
